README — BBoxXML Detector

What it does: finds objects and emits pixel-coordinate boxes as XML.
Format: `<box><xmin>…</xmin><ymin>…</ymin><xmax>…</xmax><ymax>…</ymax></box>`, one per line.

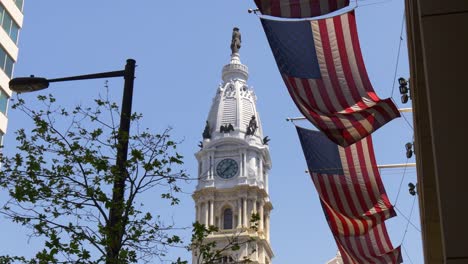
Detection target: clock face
<box><xmin>216</xmin><ymin>158</ymin><xmax>239</xmax><ymax>179</ymax></box>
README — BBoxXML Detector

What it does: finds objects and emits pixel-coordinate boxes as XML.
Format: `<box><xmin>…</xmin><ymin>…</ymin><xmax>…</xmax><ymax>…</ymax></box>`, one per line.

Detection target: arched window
<box><xmin>220</xmin><ymin>256</ymin><xmax>234</xmax><ymax>263</ymax></box>
<box><xmin>223</xmin><ymin>208</ymin><xmax>233</xmax><ymax>229</ymax></box>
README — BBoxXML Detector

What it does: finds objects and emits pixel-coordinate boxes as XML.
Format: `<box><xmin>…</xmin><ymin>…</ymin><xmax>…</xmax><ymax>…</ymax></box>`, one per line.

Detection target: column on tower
<box><xmin>253</xmin><ymin>197</ymin><xmax>257</xmax><ymax>214</ymax></box>
<box><xmin>266</xmin><ymin>212</ymin><xmax>270</xmax><ymax>241</ymax></box>
<box><xmin>240</xmin><ymin>152</ymin><xmax>245</xmax><ymax>177</ymax></box>
<box><xmin>252</xmin><ymin>197</ymin><xmax>257</xmax><ymax>228</ymax></box>
<box><xmin>243</xmin><ymin>197</ymin><xmax>247</xmax><ymax>227</ymax></box>
<box><xmin>259</xmin><ymin>159</ymin><xmax>264</xmax><ymax>186</ymax></box>
<box><xmin>204</xmin><ymin>202</ymin><xmax>209</xmax><ymax>226</ymax></box>
<box><xmin>237</xmin><ymin>198</ymin><xmax>242</xmax><ymax>228</ymax></box>
<box><xmin>259</xmin><ymin>245</ymin><xmax>265</xmax><ymax>263</ymax></box>
<box><xmin>259</xmin><ymin>199</ymin><xmax>264</xmax><ymax>231</ymax></box>
<box><xmin>195</xmin><ymin>204</ymin><xmax>199</xmax><ymax>223</ymax></box>
<box><xmin>209</xmin><ymin>200</ymin><xmax>214</xmax><ymax>226</ymax></box>
<box><xmin>243</xmin><ymin>151</ymin><xmax>247</xmax><ymax>177</ymax></box>
<box><xmin>210</xmin><ymin>153</ymin><xmax>215</xmax><ymax>179</ymax></box>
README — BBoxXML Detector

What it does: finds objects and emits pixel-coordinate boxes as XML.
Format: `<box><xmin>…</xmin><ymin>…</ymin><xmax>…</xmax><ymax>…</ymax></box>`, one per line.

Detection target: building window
<box><xmin>219</xmin><ymin>256</ymin><xmax>234</xmax><ymax>263</ymax></box>
<box><xmin>0</xmin><ymin>46</ymin><xmax>14</xmax><ymax>77</ymax></box>
<box><xmin>223</xmin><ymin>208</ymin><xmax>233</xmax><ymax>230</ymax></box>
<box><xmin>0</xmin><ymin>5</ymin><xmax>20</xmax><ymax>43</ymax></box>
<box><xmin>0</xmin><ymin>89</ymin><xmax>8</xmax><ymax>115</ymax></box>
<box><xmin>0</xmin><ymin>131</ymin><xmax>3</xmax><ymax>146</ymax></box>
<box><xmin>12</xmin><ymin>0</ymin><xmax>23</xmax><ymax>12</ymax></box>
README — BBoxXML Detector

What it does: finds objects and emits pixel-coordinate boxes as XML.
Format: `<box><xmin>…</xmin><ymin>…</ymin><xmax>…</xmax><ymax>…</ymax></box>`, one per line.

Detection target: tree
<box><xmin>0</xmin><ymin>93</ymin><xmax>188</xmax><ymax>263</ymax></box>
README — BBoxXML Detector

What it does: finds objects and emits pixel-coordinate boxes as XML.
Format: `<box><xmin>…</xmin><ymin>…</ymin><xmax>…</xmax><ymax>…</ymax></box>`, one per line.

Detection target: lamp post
<box><xmin>9</xmin><ymin>59</ymin><xmax>136</xmax><ymax>264</ymax></box>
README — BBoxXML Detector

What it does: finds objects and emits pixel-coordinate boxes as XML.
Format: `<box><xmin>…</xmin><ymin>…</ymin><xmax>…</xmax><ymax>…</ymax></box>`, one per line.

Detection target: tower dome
<box><xmin>204</xmin><ymin>52</ymin><xmax>264</xmax><ymax>146</ymax></box>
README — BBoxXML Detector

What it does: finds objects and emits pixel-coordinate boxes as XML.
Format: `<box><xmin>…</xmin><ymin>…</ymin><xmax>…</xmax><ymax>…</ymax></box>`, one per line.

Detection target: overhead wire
<box><xmin>397</xmin><ymin>195</ymin><xmax>419</xmax><ymax>263</ymax></box>
<box><xmin>392</xmin><ymin>158</ymin><xmax>409</xmax><ymax>206</ymax></box>
<box><xmin>401</xmin><ymin>112</ymin><xmax>414</xmax><ymax>130</ymax></box>
<box><xmin>396</xmin><ymin>196</ymin><xmax>420</xmax><ymax>235</ymax></box>
<box><xmin>402</xmin><ymin>245</ymin><xmax>415</xmax><ymax>264</ymax></box>
<box><xmin>390</xmin><ymin>10</ymin><xmax>406</xmax><ymax>98</ymax></box>
<box><xmin>356</xmin><ymin>0</ymin><xmax>394</xmax><ymax>8</ymax></box>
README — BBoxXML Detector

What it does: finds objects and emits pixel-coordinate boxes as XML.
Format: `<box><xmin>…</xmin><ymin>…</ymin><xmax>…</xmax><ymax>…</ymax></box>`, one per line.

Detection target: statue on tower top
<box><xmin>230</xmin><ymin>27</ymin><xmax>241</xmax><ymax>54</ymax></box>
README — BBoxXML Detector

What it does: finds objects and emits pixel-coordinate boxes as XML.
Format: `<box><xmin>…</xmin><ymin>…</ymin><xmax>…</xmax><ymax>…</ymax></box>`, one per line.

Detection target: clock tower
<box><xmin>192</xmin><ymin>28</ymin><xmax>273</xmax><ymax>264</ymax></box>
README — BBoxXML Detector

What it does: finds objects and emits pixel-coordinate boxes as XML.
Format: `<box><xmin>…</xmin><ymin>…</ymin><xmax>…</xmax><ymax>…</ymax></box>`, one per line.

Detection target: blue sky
<box><xmin>0</xmin><ymin>1</ymin><xmax>421</xmax><ymax>263</ymax></box>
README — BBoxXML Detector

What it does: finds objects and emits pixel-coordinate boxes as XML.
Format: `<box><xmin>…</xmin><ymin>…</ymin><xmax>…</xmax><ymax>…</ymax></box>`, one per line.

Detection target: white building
<box><xmin>192</xmin><ymin>35</ymin><xmax>273</xmax><ymax>264</ymax></box>
<box><xmin>326</xmin><ymin>251</ymin><xmax>343</xmax><ymax>264</ymax></box>
<box><xmin>0</xmin><ymin>0</ymin><xmax>23</xmax><ymax>144</ymax></box>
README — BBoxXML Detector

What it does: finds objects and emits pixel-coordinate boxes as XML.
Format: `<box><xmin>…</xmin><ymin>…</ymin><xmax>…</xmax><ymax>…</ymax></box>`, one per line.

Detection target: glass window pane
<box><xmin>10</xmin><ymin>24</ymin><xmax>18</xmax><ymax>43</ymax></box>
<box><xmin>2</xmin><ymin>13</ymin><xmax>11</xmax><ymax>35</ymax></box>
<box><xmin>13</xmin><ymin>0</ymin><xmax>23</xmax><ymax>11</ymax></box>
<box><xmin>0</xmin><ymin>7</ymin><xmax>4</xmax><ymax>26</ymax></box>
<box><xmin>0</xmin><ymin>48</ymin><xmax>6</xmax><ymax>69</ymax></box>
<box><xmin>0</xmin><ymin>89</ymin><xmax>8</xmax><ymax>115</ymax></box>
<box><xmin>4</xmin><ymin>55</ymin><xmax>13</xmax><ymax>77</ymax></box>
<box><xmin>223</xmin><ymin>208</ymin><xmax>233</xmax><ymax>229</ymax></box>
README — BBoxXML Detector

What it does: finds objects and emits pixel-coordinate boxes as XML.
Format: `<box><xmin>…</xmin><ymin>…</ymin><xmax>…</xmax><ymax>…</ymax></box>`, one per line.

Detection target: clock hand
<box><xmin>222</xmin><ymin>164</ymin><xmax>232</xmax><ymax>175</ymax></box>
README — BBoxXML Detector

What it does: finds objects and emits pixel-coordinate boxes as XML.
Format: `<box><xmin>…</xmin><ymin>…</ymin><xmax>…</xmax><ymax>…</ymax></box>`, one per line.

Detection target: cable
<box><xmin>397</xmin><ymin>196</ymin><xmax>420</xmax><ymax>242</ymax></box>
<box><xmin>394</xmin><ymin>206</ymin><xmax>420</xmax><ymax>233</ymax></box>
<box><xmin>357</xmin><ymin>0</ymin><xmax>393</xmax><ymax>7</ymax></box>
<box><xmin>392</xmin><ymin>158</ymin><xmax>409</xmax><ymax>206</ymax></box>
<box><xmin>402</xmin><ymin>245</ymin><xmax>415</xmax><ymax>264</ymax></box>
<box><xmin>401</xmin><ymin>113</ymin><xmax>414</xmax><ymax>130</ymax></box>
<box><xmin>390</xmin><ymin>12</ymin><xmax>406</xmax><ymax>98</ymax></box>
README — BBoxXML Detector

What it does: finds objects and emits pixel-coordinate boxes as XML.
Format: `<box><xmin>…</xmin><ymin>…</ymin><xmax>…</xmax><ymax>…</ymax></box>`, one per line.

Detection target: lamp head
<box><xmin>405</xmin><ymin>142</ymin><xmax>413</xmax><ymax>150</ymax></box>
<box><xmin>398</xmin><ymin>77</ymin><xmax>407</xmax><ymax>86</ymax></box>
<box><xmin>401</xmin><ymin>94</ymin><xmax>409</xmax><ymax>104</ymax></box>
<box><xmin>9</xmin><ymin>77</ymin><xmax>50</xmax><ymax>93</ymax></box>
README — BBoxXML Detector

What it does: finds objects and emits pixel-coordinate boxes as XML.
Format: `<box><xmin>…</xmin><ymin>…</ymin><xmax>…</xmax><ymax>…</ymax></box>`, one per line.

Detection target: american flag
<box><xmin>297</xmin><ymin>126</ymin><xmax>402</xmax><ymax>263</ymax></box>
<box><xmin>254</xmin><ymin>0</ymin><xmax>350</xmax><ymax>18</ymax></box>
<box><xmin>334</xmin><ymin>219</ymin><xmax>403</xmax><ymax>263</ymax></box>
<box><xmin>261</xmin><ymin>11</ymin><xmax>400</xmax><ymax>147</ymax></box>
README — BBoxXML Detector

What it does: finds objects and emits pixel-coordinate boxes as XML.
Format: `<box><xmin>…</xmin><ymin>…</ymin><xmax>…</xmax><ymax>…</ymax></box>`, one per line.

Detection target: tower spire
<box><xmin>223</xmin><ymin>27</ymin><xmax>248</xmax><ymax>82</ymax></box>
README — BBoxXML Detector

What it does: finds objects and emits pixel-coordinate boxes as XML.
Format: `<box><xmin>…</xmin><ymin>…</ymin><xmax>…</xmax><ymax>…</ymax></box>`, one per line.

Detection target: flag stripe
<box><xmin>320</xmin><ymin>18</ymin><xmax>373</xmax><ymax>140</ymax></box>
<box><xmin>347</xmin><ymin>12</ymin><xmax>374</xmax><ymax>94</ymax></box>
<box><xmin>334</xmin><ymin>222</ymin><xmax>401</xmax><ymax>264</ymax></box>
<box><xmin>343</xmin><ymin>141</ymin><xmax>376</xmax><ymax>226</ymax></box>
<box><xmin>284</xmin><ymin>76</ymin><xmax>333</xmax><ymax>132</ymax></box>
<box><xmin>353</xmin><ymin>139</ymin><xmax>385</xmax><ymax>219</ymax></box>
<box><xmin>316</xmin><ymin>176</ymin><xmax>350</xmax><ymax>234</ymax></box>
<box><xmin>315</xmin><ymin>17</ymin><xmax>378</xmax><ymax>144</ymax></box>
<box><xmin>328</xmin><ymin>0</ymin><xmax>338</xmax><ymax>10</ymax></box>
<box><xmin>271</xmin><ymin>0</ymin><xmax>282</xmax><ymax>17</ymax></box>
<box><xmin>290</xmin><ymin>0</ymin><xmax>301</xmax><ymax>17</ymax></box>
<box><xmin>361</xmin><ymin>137</ymin><xmax>395</xmax><ymax>219</ymax></box>
<box><xmin>333</xmin><ymin>15</ymin><xmax>367</xmax><ymax>108</ymax></box>
<box><xmin>317</xmin><ymin>19</ymin><xmax>350</xmax><ymax>112</ymax></box>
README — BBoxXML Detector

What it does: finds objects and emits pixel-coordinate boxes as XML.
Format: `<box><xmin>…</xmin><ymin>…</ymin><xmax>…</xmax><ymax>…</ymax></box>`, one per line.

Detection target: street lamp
<box><xmin>9</xmin><ymin>58</ymin><xmax>136</xmax><ymax>264</ymax></box>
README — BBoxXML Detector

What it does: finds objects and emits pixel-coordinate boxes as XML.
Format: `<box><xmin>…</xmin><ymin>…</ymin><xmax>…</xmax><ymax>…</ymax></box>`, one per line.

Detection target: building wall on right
<box><xmin>405</xmin><ymin>1</ymin><xmax>468</xmax><ymax>263</ymax></box>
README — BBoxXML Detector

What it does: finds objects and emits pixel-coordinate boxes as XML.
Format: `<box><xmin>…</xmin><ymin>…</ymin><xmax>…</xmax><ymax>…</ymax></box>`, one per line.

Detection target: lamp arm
<box><xmin>48</xmin><ymin>70</ymin><xmax>126</xmax><ymax>83</ymax></box>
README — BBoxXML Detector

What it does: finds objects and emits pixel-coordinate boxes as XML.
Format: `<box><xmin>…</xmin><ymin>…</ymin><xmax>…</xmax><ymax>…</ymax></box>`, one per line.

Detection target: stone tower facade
<box><xmin>192</xmin><ymin>33</ymin><xmax>273</xmax><ymax>264</ymax></box>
